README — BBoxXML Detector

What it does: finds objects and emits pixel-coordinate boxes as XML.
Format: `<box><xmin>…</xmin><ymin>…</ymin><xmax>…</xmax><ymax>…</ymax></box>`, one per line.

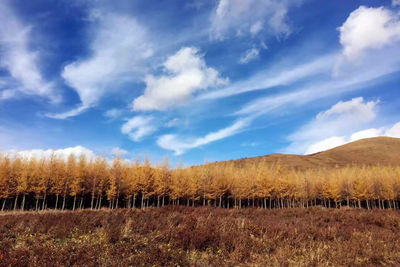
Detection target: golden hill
<box><xmin>215</xmin><ymin>137</ymin><xmax>400</xmax><ymax>170</ymax></box>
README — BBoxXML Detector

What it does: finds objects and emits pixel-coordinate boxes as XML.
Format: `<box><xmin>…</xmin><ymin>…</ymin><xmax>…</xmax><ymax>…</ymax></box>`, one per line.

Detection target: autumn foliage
<box><xmin>0</xmin><ymin>153</ymin><xmax>400</xmax><ymax>211</ymax></box>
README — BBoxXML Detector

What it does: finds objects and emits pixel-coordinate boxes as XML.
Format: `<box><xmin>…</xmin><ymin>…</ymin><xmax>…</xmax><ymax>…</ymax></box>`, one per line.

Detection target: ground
<box><xmin>1</xmin><ymin>207</ymin><xmax>400</xmax><ymax>266</ymax></box>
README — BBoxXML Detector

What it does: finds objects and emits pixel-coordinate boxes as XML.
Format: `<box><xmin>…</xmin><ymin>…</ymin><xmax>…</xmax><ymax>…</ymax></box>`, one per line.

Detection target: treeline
<box><xmin>0</xmin><ymin>154</ymin><xmax>400</xmax><ymax>211</ymax></box>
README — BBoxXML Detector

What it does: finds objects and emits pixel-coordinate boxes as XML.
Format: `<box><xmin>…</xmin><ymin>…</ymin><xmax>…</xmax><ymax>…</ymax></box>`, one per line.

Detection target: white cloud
<box><xmin>103</xmin><ymin>108</ymin><xmax>124</xmax><ymax>120</ymax></box>
<box><xmin>6</xmin><ymin>146</ymin><xmax>95</xmax><ymax>161</ymax></box>
<box><xmin>48</xmin><ymin>12</ymin><xmax>153</xmax><ymax>119</ymax></box>
<box><xmin>304</xmin><ymin>122</ymin><xmax>400</xmax><ymax>154</ymax></box>
<box><xmin>295</xmin><ymin>97</ymin><xmax>378</xmax><ymax>141</ymax></box>
<box><xmin>386</xmin><ymin>122</ymin><xmax>400</xmax><ymax>137</ymax></box>
<box><xmin>338</xmin><ymin>6</ymin><xmax>400</xmax><ymax>60</ymax></box>
<box><xmin>305</xmin><ymin>136</ymin><xmax>346</xmax><ymax>154</ymax></box>
<box><xmin>133</xmin><ymin>47</ymin><xmax>228</xmax><ymax>111</ymax></box>
<box><xmin>285</xmin><ymin>97</ymin><xmax>379</xmax><ymax>154</ymax></box>
<box><xmin>121</xmin><ymin>116</ymin><xmax>156</xmax><ymax>142</ymax></box>
<box><xmin>349</xmin><ymin>127</ymin><xmax>384</xmax><ymax>142</ymax></box>
<box><xmin>393</xmin><ymin>0</ymin><xmax>400</xmax><ymax>6</ymax></box>
<box><xmin>165</xmin><ymin>118</ymin><xmax>180</xmax><ymax>127</ymax></box>
<box><xmin>250</xmin><ymin>21</ymin><xmax>264</xmax><ymax>36</ymax></box>
<box><xmin>111</xmin><ymin>147</ymin><xmax>129</xmax><ymax>157</ymax></box>
<box><xmin>0</xmin><ymin>1</ymin><xmax>58</xmax><ymax>102</ymax></box>
<box><xmin>157</xmin><ymin>117</ymin><xmax>251</xmax><ymax>155</ymax></box>
<box><xmin>210</xmin><ymin>0</ymin><xmax>294</xmax><ymax>40</ymax></box>
<box><xmin>239</xmin><ymin>48</ymin><xmax>260</xmax><ymax>64</ymax></box>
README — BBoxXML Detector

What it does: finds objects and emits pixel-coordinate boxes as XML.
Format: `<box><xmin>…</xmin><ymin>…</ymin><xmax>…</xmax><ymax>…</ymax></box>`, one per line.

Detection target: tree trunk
<box><xmin>62</xmin><ymin>195</ymin><xmax>66</xmax><ymax>210</ymax></box>
<box><xmin>13</xmin><ymin>194</ymin><xmax>19</xmax><ymax>211</ymax></box>
<box><xmin>98</xmin><ymin>196</ymin><xmax>102</xmax><ymax>209</ymax></box>
<box><xmin>162</xmin><ymin>195</ymin><xmax>165</xmax><ymax>207</ymax></box>
<box><xmin>1</xmin><ymin>199</ymin><xmax>6</xmax><ymax>211</ymax></box>
<box><xmin>91</xmin><ymin>194</ymin><xmax>95</xmax><ymax>210</ymax></box>
<box><xmin>42</xmin><ymin>194</ymin><xmax>47</xmax><ymax>210</ymax></box>
<box><xmin>73</xmin><ymin>195</ymin><xmax>77</xmax><ymax>211</ymax></box>
<box><xmin>79</xmin><ymin>197</ymin><xmax>83</xmax><ymax>209</ymax></box>
<box><xmin>94</xmin><ymin>194</ymin><xmax>99</xmax><ymax>209</ymax></box>
<box><xmin>35</xmin><ymin>198</ymin><xmax>39</xmax><ymax>211</ymax></box>
<box><xmin>55</xmin><ymin>194</ymin><xmax>59</xmax><ymax>210</ymax></box>
<box><xmin>21</xmin><ymin>194</ymin><xmax>26</xmax><ymax>211</ymax></box>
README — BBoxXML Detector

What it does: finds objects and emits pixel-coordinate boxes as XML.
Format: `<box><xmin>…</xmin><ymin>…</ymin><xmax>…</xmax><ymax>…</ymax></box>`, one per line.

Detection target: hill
<box><xmin>216</xmin><ymin>137</ymin><xmax>400</xmax><ymax>170</ymax></box>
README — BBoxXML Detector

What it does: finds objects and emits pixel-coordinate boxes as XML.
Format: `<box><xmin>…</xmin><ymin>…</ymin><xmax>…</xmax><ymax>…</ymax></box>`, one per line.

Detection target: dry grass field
<box><xmin>1</xmin><ymin>207</ymin><xmax>400</xmax><ymax>266</ymax></box>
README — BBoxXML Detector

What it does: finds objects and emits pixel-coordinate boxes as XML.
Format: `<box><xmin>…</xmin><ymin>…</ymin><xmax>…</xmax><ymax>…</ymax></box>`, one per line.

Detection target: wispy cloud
<box><xmin>199</xmin><ymin>54</ymin><xmax>335</xmax><ymax>100</ymax></box>
<box><xmin>111</xmin><ymin>147</ymin><xmax>129</xmax><ymax>156</ymax></box>
<box><xmin>103</xmin><ymin>108</ymin><xmax>125</xmax><ymax>120</ymax></box>
<box><xmin>157</xmin><ymin>117</ymin><xmax>251</xmax><ymax>155</ymax></box>
<box><xmin>121</xmin><ymin>116</ymin><xmax>156</xmax><ymax>142</ymax></box>
<box><xmin>210</xmin><ymin>0</ymin><xmax>297</xmax><ymax>40</ymax></box>
<box><xmin>47</xmin><ymin>12</ymin><xmax>153</xmax><ymax>119</ymax></box>
<box><xmin>0</xmin><ymin>1</ymin><xmax>59</xmax><ymax>102</ymax></box>
<box><xmin>239</xmin><ymin>48</ymin><xmax>260</xmax><ymax>64</ymax></box>
<box><xmin>235</xmin><ymin>53</ymin><xmax>400</xmax><ymax>117</ymax></box>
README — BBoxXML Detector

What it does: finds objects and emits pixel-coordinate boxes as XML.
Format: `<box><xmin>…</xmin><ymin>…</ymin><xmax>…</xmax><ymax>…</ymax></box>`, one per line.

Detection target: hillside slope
<box><xmin>220</xmin><ymin>137</ymin><xmax>400</xmax><ymax>170</ymax></box>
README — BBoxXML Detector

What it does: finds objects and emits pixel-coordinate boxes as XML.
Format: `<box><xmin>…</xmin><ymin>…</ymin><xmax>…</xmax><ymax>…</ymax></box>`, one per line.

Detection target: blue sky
<box><xmin>1</xmin><ymin>0</ymin><xmax>400</xmax><ymax>165</ymax></box>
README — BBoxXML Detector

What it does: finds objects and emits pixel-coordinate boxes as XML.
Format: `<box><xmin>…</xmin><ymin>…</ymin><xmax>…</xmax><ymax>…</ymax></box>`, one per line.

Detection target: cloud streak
<box><xmin>157</xmin><ymin>117</ymin><xmax>251</xmax><ymax>155</ymax></box>
<box><xmin>0</xmin><ymin>1</ymin><xmax>58</xmax><ymax>102</ymax></box>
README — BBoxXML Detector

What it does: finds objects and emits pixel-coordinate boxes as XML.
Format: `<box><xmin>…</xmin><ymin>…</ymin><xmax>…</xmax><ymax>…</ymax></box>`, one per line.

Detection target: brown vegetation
<box><xmin>1</xmin><ymin>207</ymin><xmax>400</xmax><ymax>266</ymax></box>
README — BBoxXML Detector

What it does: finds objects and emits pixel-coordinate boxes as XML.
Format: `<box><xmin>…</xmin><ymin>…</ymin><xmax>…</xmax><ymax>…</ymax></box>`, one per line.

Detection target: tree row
<box><xmin>0</xmin><ymin>154</ymin><xmax>399</xmax><ymax>211</ymax></box>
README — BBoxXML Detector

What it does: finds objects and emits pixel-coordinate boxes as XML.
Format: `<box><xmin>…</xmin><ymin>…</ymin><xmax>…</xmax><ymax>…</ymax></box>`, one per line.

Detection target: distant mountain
<box><xmin>214</xmin><ymin>137</ymin><xmax>400</xmax><ymax>170</ymax></box>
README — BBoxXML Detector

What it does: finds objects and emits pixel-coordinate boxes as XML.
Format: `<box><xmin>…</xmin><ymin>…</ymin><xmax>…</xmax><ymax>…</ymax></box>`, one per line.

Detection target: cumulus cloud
<box><xmin>338</xmin><ymin>6</ymin><xmax>400</xmax><ymax>60</ymax></box>
<box><xmin>48</xmin><ymin>12</ymin><xmax>153</xmax><ymax>119</ymax></box>
<box><xmin>210</xmin><ymin>0</ymin><xmax>295</xmax><ymax>40</ymax></box>
<box><xmin>157</xmin><ymin>117</ymin><xmax>251</xmax><ymax>155</ymax></box>
<box><xmin>239</xmin><ymin>48</ymin><xmax>260</xmax><ymax>64</ymax></box>
<box><xmin>285</xmin><ymin>97</ymin><xmax>379</xmax><ymax>154</ymax></box>
<box><xmin>5</xmin><ymin>146</ymin><xmax>95</xmax><ymax>161</ymax></box>
<box><xmin>0</xmin><ymin>1</ymin><xmax>58</xmax><ymax>102</ymax></box>
<box><xmin>133</xmin><ymin>47</ymin><xmax>228</xmax><ymax>111</ymax></box>
<box><xmin>111</xmin><ymin>147</ymin><xmax>129</xmax><ymax>157</ymax></box>
<box><xmin>121</xmin><ymin>116</ymin><xmax>156</xmax><ymax>142</ymax></box>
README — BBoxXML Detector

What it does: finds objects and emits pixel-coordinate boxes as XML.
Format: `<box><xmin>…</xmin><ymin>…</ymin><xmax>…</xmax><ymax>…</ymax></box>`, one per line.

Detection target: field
<box><xmin>1</xmin><ymin>207</ymin><xmax>400</xmax><ymax>266</ymax></box>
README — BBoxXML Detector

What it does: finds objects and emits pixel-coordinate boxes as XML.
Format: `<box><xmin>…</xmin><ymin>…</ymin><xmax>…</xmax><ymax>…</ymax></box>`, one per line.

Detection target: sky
<box><xmin>0</xmin><ymin>0</ymin><xmax>400</xmax><ymax>165</ymax></box>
